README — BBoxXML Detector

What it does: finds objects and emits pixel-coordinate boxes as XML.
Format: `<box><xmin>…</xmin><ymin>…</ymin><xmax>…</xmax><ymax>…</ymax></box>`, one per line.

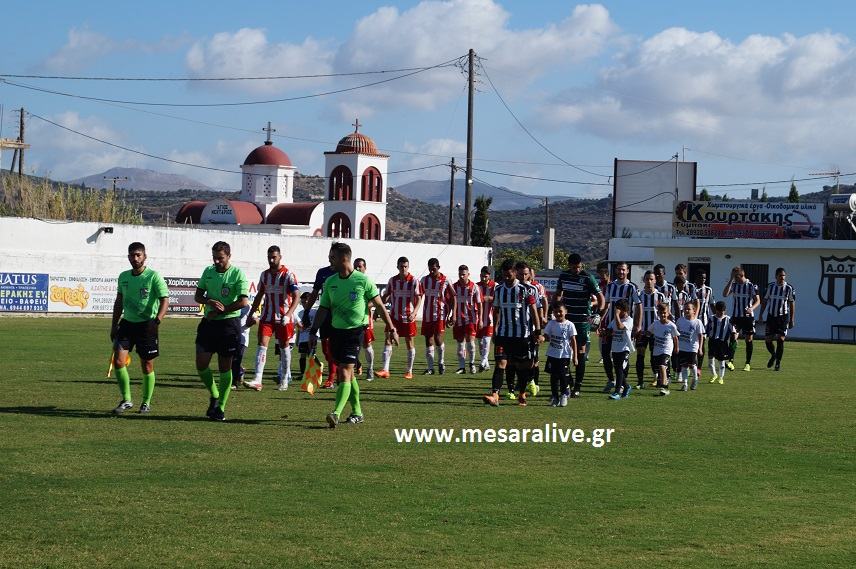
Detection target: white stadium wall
<box><xmin>613</xmin><ymin>159</ymin><xmax>696</xmax><ymax>239</ymax></box>
<box><xmin>0</xmin><ymin>217</ymin><xmax>490</xmax><ymax>316</ymax></box>
<box><xmin>609</xmin><ymin>237</ymin><xmax>856</xmax><ymax>341</ymax></box>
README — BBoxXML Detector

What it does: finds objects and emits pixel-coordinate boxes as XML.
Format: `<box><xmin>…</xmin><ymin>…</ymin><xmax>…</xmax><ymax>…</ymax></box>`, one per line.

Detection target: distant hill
<box><xmin>68</xmin><ymin>167</ymin><xmax>213</xmax><ymax>192</ymax></box>
<box><xmin>394</xmin><ymin>178</ymin><xmax>572</xmax><ymax>210</ymax></box>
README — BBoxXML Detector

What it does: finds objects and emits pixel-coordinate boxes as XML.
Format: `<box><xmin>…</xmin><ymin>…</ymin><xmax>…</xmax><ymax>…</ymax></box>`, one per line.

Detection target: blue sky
<box><xmin>2</xmin><ymin>1</ymin><xmax>855</xmax><ymax>200</ymax></box>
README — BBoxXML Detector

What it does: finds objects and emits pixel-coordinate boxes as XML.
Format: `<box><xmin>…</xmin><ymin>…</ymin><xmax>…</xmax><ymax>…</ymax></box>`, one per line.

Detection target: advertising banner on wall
<box><xmin>48</xmin><ymin>275</ymin><xmax>117</xmax><ymax>313</ymax></box>
<box><xmin>165</xmin><ymin>276</ymin><xmax>202</xmax><ymax>315</ymax></box>
<box><xmin>673</xmin><ymin>201</ymin><xmax>823</xmax><ymax>239</ymax></box>
<box><xmin>0</xmin><ymin>272</ymin><xmax>49</xmax><ymax>312</ymax></box>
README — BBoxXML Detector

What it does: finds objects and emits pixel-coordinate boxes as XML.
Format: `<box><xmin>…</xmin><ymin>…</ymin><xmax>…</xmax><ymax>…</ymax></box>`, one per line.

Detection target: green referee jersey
<box><xmin>197</xmin><ymin>265</ymin><xmax>249</xmax><ymax>320</ymax></box>
<box><xmin>556</xmin><ymin>269</ymin><xmax>601</xmax><ymax>327</ymax></box>
<box><xmin>117</xmin><ymin>267</ymin><xmax>169</xmax><ymax>323</ymax></box>
<box><xmin>319</xmin><ymin>270</ymin><xmax>379</xmax><ymax>330</ymax></box>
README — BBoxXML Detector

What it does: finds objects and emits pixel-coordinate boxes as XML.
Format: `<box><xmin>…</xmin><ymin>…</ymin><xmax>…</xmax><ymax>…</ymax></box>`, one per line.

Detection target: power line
<box><xmin>478</xmin><ymin>60</ymin><xmax>609</xmax><ymax>179</ymax></box>
<box><xmin>701</xmin><ymin>172</ymin><xmax>854</xmax><ymax>188</ymax></box>
<box><xmin>0</xmin><ymin>57</ymin><xmax>459</xmax><ymax>107</ymax></box>
<box><xmin>470</xmin><ymin>166</ymin><xmax>611</xmax><ymax>186</ymax></box>
<box><xmin>0</xmin><ymin>65</ymin><xmax>458</xmax><ymax>82</ymax></box>
<box><xmin>27</xmin><ymin>111</ymin><xmax>446</xmax><ymax>180</ymax></box>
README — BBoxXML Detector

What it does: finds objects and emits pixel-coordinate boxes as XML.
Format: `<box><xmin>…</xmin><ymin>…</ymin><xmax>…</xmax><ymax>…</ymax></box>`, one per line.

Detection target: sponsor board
<box><xmin>48</xmin><ymin>275</ymin><xmax>117</xmax><ymax>313</ymax></box>
<box><xmin>673</xmin><ymin>201</ymin><xmax>823</xmax><ymax>239</ymax></box>
<box><xmin>0</xmin><ymin>272</ymin><xmax>49</xmax><ymax>312</ymax></box>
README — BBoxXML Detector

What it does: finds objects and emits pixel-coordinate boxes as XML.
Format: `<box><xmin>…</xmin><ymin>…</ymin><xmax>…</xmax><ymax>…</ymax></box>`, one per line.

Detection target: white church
<box><xmin>176</xmin><ymin>120</ymin><xmax>388</xmax><ymax>240</ymax></box>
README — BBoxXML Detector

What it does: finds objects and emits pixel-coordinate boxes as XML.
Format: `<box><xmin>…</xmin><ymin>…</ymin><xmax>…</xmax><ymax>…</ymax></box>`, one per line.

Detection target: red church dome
<box><xmin>326</xmin><ymin>120</ymin><xmax>388</xmax><ymax>157</ymax></box>
<box><xmin>243</xmin><ymin>141</ymin><xmax>293</xmax><ymax>167</ymax></box>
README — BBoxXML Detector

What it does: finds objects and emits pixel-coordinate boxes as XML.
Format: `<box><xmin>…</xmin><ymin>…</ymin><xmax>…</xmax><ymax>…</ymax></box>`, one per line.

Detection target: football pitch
<box><xmin>1</xmin><ymin>317</ymin><xmax>854</xmax><ymax>569</ymax></box>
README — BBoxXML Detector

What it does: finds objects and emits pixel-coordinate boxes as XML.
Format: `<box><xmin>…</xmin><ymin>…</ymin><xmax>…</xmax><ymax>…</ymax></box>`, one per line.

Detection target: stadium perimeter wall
<box><xmin>0</xmin><ymin>217</ymin><xmax>491</xmax><ymax>316</ymax></box>
<box><xmin>609</xmin><ymin>237</ymin><xmax>856</xmax><ymax>342</ymax></box>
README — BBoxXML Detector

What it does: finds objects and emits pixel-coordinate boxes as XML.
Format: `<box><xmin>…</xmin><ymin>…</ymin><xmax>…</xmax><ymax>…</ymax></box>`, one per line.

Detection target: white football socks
<box><xmin>254</xmin><ymin>346</ymin><xmax>267</xmax><ymax>383</ymax></box>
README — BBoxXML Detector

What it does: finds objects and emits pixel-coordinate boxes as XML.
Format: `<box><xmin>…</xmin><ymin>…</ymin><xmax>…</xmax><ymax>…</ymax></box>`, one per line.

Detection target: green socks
<box><xmin>115</xmin><ymin>366</ymin><xmax>132</xmax><ymax>401</ymax></box>
<box><xmin>348</xmin><ymin>378</ymin><xmax>362</xmax><ymax>417</ymax></box>
<box><xmin>199</xmin><ymin>368</ymin><xmax>219</xmax><ymax>399</ymax></box>
<box><xmin>333</xmin><ymin>381</ymin><xmax>352</xmax><ymax>417</ymax></box>
<box><xmin>217</xmin><ymin>370</ymin><xmax>232</xmax><ymax>410</ymax></box>
<box><xmin>142</xmin><ymin>372</ymin><xmax>155</xmax><ymax>406</ymax></box>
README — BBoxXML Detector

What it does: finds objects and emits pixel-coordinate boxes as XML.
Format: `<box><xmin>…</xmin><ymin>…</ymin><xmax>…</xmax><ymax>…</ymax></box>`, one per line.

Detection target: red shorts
<box><xmin>453</xmin><ymin>323</ymin><xmax>477</xmax><ymax>342</ymax></box>
<box><xmin>364</xmin><ymin>325</ymin><xmax>375</xmax><ymax>344</ymax></box>
<box><xmin>476</xmin><ymin>325</ymin><xmax>494</xmax><ymax>338</ymax></box>
<box><xmin>393</xmin><ymin>318</ymin><xmax>417</xmax><ymax>338</ymax></box>
<box><xmin>421</xmin><ymin>320</ymin><xmax>446</xmax><ymax>337</ymax></box>
<box><xmin>258</xmin><ymin>321</ymin><xmax>293</xmax><ymax>345</ymax></box>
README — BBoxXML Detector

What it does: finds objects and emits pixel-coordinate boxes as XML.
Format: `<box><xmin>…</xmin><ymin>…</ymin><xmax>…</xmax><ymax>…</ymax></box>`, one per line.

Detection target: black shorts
<box><xmin>329</xmin><ymin>327</ymin><xmax>363</xmax><ymax>366</ymax></box>
<box><xmin>765</xmin><ymin>315</ymin><xmax>789</xmax><ymax>338</ymax></box>
<box><xmin>319</xmin><ymin>319</ymin><xmax>334</xmax><ymax>340</ymax></box>
<box><xmin>708</xmin><ymin>338</ymin><xmax>732</xmax><ymax>360</ymax></box>
<box><xmin>651</xmin><ymin>353</ymin><xmax>671</xmax><ymax>369</ymax></box>
<box><xmin>676</xmin><ymin>351</ymin><xmax>699</xmax><ymax>368</ymax></box>
<box><xmin>546</xmin><ymin>356</ymin><xmax>570</xmax><ymax>377</ymax></box>
<box><xmin>298</xmin><ymin>341</ymin><xmax>311</xmax><ymax>355</ymax></box>
<box><xmin>732</xmin><ymin>316</ymin><xmax>755</xmax><ymax>336</ymax></box>
<box><xmin>196</xmin><ymin>317</ymin><xmax>242</xmax><ymax>357</ymax></box>
<box><xmin>528</xmin><ymin>336</ymin><xmax>540</xmax><ymax>362</ymax></box>
<box><xmin>494</xmin><ymin>336</ymin><xmax>531</xmax><ymax>361</ymax></box>
<box><xmin>115</xmin><ymin>319</ymin><xmax>159</xmax><ymax>359</ymax></box>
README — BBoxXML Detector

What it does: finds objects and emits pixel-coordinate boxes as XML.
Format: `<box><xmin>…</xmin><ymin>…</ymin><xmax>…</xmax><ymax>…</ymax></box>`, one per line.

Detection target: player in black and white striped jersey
<box><xmin>633</xmin><ymin>270</ymin><xmax>667</xmax><ymax>389</ymax></box>
<box><xmin>482</xmin><ymin>259</ymin><xmax>541</xmax><ymax>407</ymax></box>
<box><xmin>707</xmin><ymin>301</ymin><xmax>736</xmax><ymax>384</ymax></box>
<box><xmin>674</xmin><ymin>264</ymin><xmax>697</xmax><ymax>300</ymax></box>
<box><xmin>654</xmin><ymin>264</ymin><xmax>677</xmax><ymax>318</ymax></box>
<box><xmin>693</xmin><ymin>270</ymin><xmax>716</xmax><ymax>379</ymax></box>
<box><xmin>722</xmin><ymin>266</ymin><xmax>761</xmax><ymax>372</ymax></box>
<box><xmin>597</xmin><ymin>262</ymin><xmax>639</xmax><ymax>392</ymax></box>
<box><xmin>760</xmin><ymin>267</ymin><xmax>796</xmax><ymax>371</ymax></box>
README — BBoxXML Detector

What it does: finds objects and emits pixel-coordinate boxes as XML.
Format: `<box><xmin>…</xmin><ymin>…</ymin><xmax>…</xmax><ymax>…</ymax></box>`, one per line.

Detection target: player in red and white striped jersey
<box><xmin>246</xmin><ymin>246</ymin><xmax>299</xmax><ymax>391</ymax></box>
<box><xmin>477</xmin><ymin>266</ymin><xmax>496</xmax><ymax>371</ymax></box>
<box><xmin>449</xmin><ymin>265</ymin><xmax>482</xmax><ymax>374</ymax></box>
<box><xmin>419</xmin><ymin>258</ymin><xmax>453</xmax><ymax>374</ymax></box>
<box><xmin>378</xmin><ymin>256</ymin><xmax>421</xmax><ymax>379</ymax></box>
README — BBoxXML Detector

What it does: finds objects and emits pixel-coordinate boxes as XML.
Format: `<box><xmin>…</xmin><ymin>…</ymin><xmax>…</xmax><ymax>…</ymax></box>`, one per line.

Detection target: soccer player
<box><xmin>676</xmin><ymin>302</ymin><xmax>705</xmax><ymax>391</ymax></box>
<box><xmin>194</xmin><ymin>241</ymin><xmax>250</xmax><ymax>421</ymax></box>
<box><xmin>633</xmin><ymin>270</ymin><xmax>666</xmax><ymax>390</ymax></box>
<box><xmin>450</xmin><ymin>265</ymin><xmax>482</xmax><ymax>374</ymax></box>
<box><xmin>608</xmin><ymin>299</ymin><xmax>634</xmax><ymax>400</ymax></box>
<box><xmin>379</xmin><ymin>256</ymin><xmax>420</xmax><ymax>379</ymax></box>
<box><xmin>554</xmin><ymin>253</ymin><xmax>604</xmax><ymax>398</ymax></box>
<box><xmin>246</xmin><ymin>246</ymin><xmax>299</xmax><ymax>391</ymax></box>
<box><xmin>595</xmin><ymin>262</ymin><xmax>611</xmax><ymax>364</ymax></box>
<box><xmin>653</xmin><ymin>264</ymin><xmax>677</xmax><ymax>316</ymax></box>
<box><xmin>598</xmin><ymin>262</ymin><xmax>639</xmax><ymax>393</ymax></box>
<box><xmin>294</xmin><ymin>292</ymin><xmax>317</xmax><ymax>379</ymax></box>
<box><xmin>674</xmin><ymin>264</ymin><xmax>698</xmax><ymax>300</ymax></box>
<box><xmin>308</xmin><ymin>243</ymin><xmax>398</xmax><ymax>428</ymax></box>
<box><xmin>722</xmin><ymin>266</ymin><xmax>761</xmax><ymax>371</ymax></box>
<box><xmin>707</xmin><ymin>301</ymin><xmax>736</xmax><ymax>384</ymax></box>
<box><xmin>760</xmin><ymin>267</ymin><xmax>796</xmax><ymax>371</ymax></box>
<box><xmin>516</xmin><ymin>261</ymin><xmax>543</xmax><ymax>396</ymax></box>
<box><xmin>527</xmin><ymin>266</ymin><xmax>549</xmax><ymax>388</ymax></box>
<box><xmin>109</xmin><ymin>242</ymin><xmax>169</xmax><ymax>414</ymax></box>
<box><xmin>305</xmin><ymin>252</ymin><xmax>339</xmax><ymax>388</ymax></box>
<box><xmin>543</xmin><ymin>303</ymin><xmax>577</xmax><ymax>407</ymax></box>
<box><xmin>353</xmin><ymin>258</ymin><xmax>376</xmax><ymax>380</ymax></box>
<box><xmin>694</xmin><ymin>270</ymin><xmax>714</xmax><ymax>329</ymax></box>
<box><xmin>476</xmin><ymin>266</ymin><xmax>496</xmax><ymax>372</ymax></box>
<box><xmin>482</xmin><ymin>259</ymin><xmax>541</xmax><ymax>407</ymax></box>
<box><xmin>648</xmin><ymin>303</ymin><xmax>679</xmax><ymax>396</ymax></box>
<box><xmin>419</xmin><ymin>258</ymin><xmax>452</xmax><ymax>375</ymax></box>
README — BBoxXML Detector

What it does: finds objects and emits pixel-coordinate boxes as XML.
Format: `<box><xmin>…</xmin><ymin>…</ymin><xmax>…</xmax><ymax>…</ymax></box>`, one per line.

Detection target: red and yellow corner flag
<box><xmin>300</xmin><ymin>353</ymin><xmax>324</xmax><ymax>396</ymax></box>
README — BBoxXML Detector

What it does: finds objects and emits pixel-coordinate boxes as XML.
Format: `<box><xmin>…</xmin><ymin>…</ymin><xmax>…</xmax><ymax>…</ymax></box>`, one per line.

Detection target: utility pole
<box><xmin>673</xmin><ymin>152</ymin><xmax>680</xmax><ymax>200</ymax></box>
<box><xmin>9</xmin><ymin>108</ymin><xmax>25</xmax><ymax>176</ymax></box>
<box><xmin>104</xmin><ymin>176</ymin><xmax>129</xmax><ymax>191</ymax></box>
<box><xmin>464</xmin><ymin>48</ymin><xmax>475</xmax><ymax>246</ymax></box>
<box><xmin>544</xmin><ymin>197</ymin><xmax>550</xmax><ymax>232</ymax></box>
<box><xmin>448</xmin><ymin>157</ymin><xmax>456</xmax><ymax>244</ymax></box>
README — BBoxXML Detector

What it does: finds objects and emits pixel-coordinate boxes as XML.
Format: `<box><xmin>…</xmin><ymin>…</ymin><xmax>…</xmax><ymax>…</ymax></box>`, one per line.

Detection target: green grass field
<box><xmin>1</xmin><ymin>317</ymin><xmax>854</xmax><ymax>569</ymax></box>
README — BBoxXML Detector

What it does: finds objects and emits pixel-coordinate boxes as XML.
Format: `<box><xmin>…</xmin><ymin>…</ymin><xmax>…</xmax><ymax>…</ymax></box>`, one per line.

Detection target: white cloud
<box><xmin>541</xmin><ymin>28</ymin><xmax>856</xmax><ymax>162</ymax></box>
<box><xmin>42</xmin><ymin>27</ymin><xmax>189</xmax><ymax>72</ymax></box>
<box><xmin>331</xmin><ymin>1</ymin><xmax>617</xmax><ymax>116</ymax></box>
<box><xmin>26</xmin><ymin>112</ymin><xmax>131</xmax><ymax>179</ymax></box>
<box><xmin>185</xmin><ymin>28</ymin><xmax>334</xmax><ymax>93</ymax></box>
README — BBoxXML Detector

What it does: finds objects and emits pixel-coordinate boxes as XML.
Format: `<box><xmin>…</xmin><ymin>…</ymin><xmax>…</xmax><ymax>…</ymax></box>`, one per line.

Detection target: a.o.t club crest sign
<box><xmin>818</xmin><ymin>256</ymin><xmax>856</xmax><ymax>311</ymax></box>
